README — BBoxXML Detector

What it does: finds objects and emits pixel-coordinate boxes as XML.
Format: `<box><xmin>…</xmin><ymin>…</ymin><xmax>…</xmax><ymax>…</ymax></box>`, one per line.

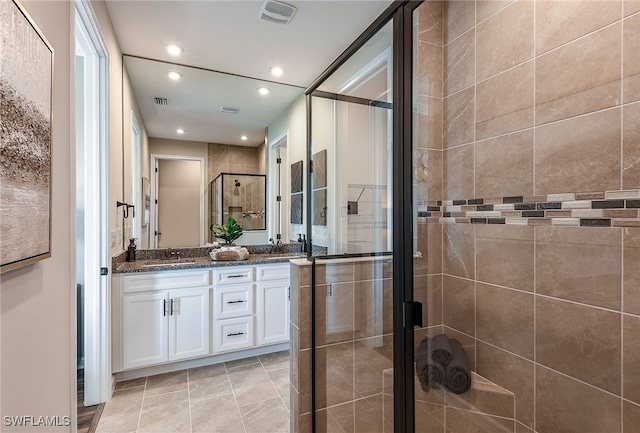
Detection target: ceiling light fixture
<box><xmin>177</xmin><ymin>129</ymin><xmax>185</xmax><ymax>134</ymax></box>
<box><xmin>167</xmin><ymin>45</ymin><xmax>183</xmax><ymax>56</ymax></box>
<box><xmin>241</xmin><ymin>135</ymin><xmax>248</xmax><ymax>141</ymax></box>
<box><xmin>168</xmin><ymin>71</ymin><xmax>182</xmax><ymax>80</ymax></box>
<box><xmin>269</xmin><ymin>66</ymin><xmax>283</xmax><ymax>77</ymax></box>
<box><xmin>257</xmin><ymin>87</ymin><xmax>270</xmax><ymax>95</ymax></box>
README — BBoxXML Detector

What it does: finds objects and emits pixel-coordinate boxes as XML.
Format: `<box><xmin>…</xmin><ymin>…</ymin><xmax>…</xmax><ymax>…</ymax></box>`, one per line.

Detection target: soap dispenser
<box><xmin>126</xmin><ymin>238</ymin><xmax>137</xmax><ymax>262</ymax></box>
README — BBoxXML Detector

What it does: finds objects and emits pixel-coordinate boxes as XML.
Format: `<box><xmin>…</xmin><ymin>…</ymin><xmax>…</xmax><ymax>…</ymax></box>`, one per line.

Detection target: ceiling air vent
<box><xmin>258</xmin><ymin>0</ymin><xmax>296</xmax><ymax>25</ymax></box>
<box><xmin>153</xmin><ymin>97</ymin><xmax>168</xmax><ymax>106</ymax></box>
<box><xmin>220</xmin><ymin>106</ymin><xmax>240</xmax><ymax>114</ymax></box>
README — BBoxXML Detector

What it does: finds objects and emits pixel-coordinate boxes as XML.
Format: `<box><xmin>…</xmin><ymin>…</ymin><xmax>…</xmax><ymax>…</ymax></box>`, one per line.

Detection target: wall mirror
<box><xmin>121</xmin><ymin>55</ymin><xmax>304</xmax><ymax>249</ymax></box>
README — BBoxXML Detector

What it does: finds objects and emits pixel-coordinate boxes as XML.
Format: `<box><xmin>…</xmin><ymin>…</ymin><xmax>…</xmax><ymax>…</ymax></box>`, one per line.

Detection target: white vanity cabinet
<box><xmin>117</xmin><ymin>269</ymin><xmax>210</xmax><ymax>370</ymax></box>
<box><xmin>212</xmin><ymin>266</ymin><xmax>255</xmax><ymax>353</ymax></box>
<box><xmin>255</xmin><ymin>265</ymin><xmax>290</xmax><ymax>346</ymax></box>
<box><xmin>114</xmin><ymin>262</ymin><xmax>291</xmax><ymax>374</ymax></box>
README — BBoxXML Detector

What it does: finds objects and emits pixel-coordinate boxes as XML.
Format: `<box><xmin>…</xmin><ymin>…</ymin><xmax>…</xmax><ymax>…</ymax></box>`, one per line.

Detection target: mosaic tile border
<box><xmin>417</xmin><ymin>190</ymin><xmax>640</xmax><ymax>227</ymax></box>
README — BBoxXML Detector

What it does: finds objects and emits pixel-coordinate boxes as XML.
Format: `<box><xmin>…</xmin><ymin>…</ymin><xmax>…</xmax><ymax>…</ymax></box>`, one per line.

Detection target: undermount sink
<box><xmin>139</xmin><ymin>259</ymin><xmax>197</xmax><ymax>267</ymax></box>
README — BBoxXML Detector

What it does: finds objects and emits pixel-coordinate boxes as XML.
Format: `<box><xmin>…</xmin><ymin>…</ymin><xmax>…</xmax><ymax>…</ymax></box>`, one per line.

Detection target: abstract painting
<box><xmin>313</xmin><ymin>149</ymin><xmax>327</xmax><ymax>188</ymax></box>
<box><xmin>291</xmin><ymin>160</ymin><xmax>303</xmax><ymax>193</ymax></box>
<box><xmin>290</xmin><ymin>193</ymin><xmax>303</xmax><ymax>224</ymax></box>
<box><xmin>0</xmin><ymin>0</ymin><xmax>53</xmax><ymax>273</ymax></box>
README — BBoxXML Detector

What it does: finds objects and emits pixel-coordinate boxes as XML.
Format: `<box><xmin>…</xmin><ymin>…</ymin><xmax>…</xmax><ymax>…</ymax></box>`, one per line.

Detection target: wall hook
<box><xmin>116</xmin><ymin>201</ymin><xmax>130</xmax><ymax>218</ymax></box>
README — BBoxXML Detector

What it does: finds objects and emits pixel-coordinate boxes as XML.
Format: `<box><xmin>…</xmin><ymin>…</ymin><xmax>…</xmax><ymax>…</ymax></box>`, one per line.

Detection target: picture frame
<box><xmin>290</xmin><ymin>160</ymin><xmax>303</xmax><ymax>193</ymax></box>
<box><xmin>0</xmin><ymin>0</ymin><xmax>54</xmax><ymax>274</ymax></box>
<box><xmin>142</xmin><ymin>177</ymin><xmax>150</xmax><ymax>226</ymax></box>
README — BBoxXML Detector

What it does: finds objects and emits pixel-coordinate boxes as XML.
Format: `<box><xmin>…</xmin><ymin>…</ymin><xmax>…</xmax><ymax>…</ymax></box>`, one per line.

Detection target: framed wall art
<box><xmin>0</xmin><ymin>0</ymin><xmax>54</xmax><ymax>273</ymax></box>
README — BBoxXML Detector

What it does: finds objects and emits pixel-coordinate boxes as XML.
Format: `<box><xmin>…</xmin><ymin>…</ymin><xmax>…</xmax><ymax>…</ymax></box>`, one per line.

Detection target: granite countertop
<box><xmin>112</xmin><ymin>244</ymin><xmax>309</xmax><ymax>274</ymax></box>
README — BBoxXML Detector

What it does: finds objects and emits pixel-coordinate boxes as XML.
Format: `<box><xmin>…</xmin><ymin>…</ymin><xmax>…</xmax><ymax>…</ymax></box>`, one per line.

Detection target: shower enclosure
<box><xmin>292</xmin><ymin>1</ymin><xmax>640</xmax><ymax>432</ymax></box>
<box><xmin>210</xmin><ymin>173</ymin><xmax>266</xmax><ymax>240</ymax></box>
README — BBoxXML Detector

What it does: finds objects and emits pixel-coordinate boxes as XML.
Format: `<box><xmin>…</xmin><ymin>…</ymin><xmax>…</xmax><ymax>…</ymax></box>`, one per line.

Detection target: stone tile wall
<box><xmin>414</xmin><ymin>1</ymin><xmax>640</xmax><ymax>432</ymax></box>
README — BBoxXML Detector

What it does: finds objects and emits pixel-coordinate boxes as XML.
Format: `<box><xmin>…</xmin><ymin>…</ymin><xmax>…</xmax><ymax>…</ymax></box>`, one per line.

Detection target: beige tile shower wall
<box><xmin>207</xmin><ymin>142</ymin><xmax>264</xmax><ymax>181</ymax></box>
<box><xmin>413</xmin><ymin>1</ymin><xmax>640</xmax><ymax>433</ymax></box>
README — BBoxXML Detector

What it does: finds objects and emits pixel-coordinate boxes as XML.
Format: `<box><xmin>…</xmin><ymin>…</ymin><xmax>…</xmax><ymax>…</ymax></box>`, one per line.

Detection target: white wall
<box><xmin>122</xmin><ymin>65</ymin><xmax>150</xmax><ymax>248</ymax></box>
<box><xmin>0</xmin><ymin>1</ymin><xmax>74</xmax><ymax>430</ymax></box>
<box><xmin>267</xmin><ymin>93</ymin><xmax>306</xmax><ymax>243</ymax></box>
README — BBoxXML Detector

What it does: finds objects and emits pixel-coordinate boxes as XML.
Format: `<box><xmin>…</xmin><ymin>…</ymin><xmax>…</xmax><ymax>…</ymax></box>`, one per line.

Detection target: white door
<box><xmin>75</xmin><ymin>1</ymin><xmax>109</xmax><ymax>405</ymax></box>
<box><xmin>122</xmin><ymin>292</ymin><xmax>168</xmax><ymax>369</ymax></box>
<box><xmin>168</xmin><ymin>288</ymin><xmax>210</xmax><ymax>361</ymax></box>
<box><xmin>156</xmin><ymin>159</ymin><xmax>202</xmax><ymax>248</ymax></box>
<box><xmin>256</xmin><ymin>280</ymin><xmax>290</xmax><ymax>346</ymax></box>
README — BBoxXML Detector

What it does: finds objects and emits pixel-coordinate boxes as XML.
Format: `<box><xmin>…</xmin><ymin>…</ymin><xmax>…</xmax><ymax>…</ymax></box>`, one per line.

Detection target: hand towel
<box><xmin>444</xmin><ymin>338</ymin><xmax>472</xmax><ymax>394</ymax></box>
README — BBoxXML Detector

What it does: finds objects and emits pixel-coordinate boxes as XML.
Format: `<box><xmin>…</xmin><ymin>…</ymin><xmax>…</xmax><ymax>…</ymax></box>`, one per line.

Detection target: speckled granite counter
<box><xmin>112</xmin><ymin>244</ymin><xmax>308</xmax><ymax>273</ymax></box>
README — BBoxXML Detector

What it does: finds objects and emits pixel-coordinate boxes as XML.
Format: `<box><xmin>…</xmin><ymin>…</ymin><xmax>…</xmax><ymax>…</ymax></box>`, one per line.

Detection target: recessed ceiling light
<box><xmin>167</xmin><ymin>45</ymin><xmax>183</xmax><ymax>56</ymax></box>
<box><xmin>241</xmin><ymin>135</ymin><xmax>248</xmax><ymax>141</ymax></box>
<box><xmin>257</xmin><ymin>87</ymin><xmax>270</xmax><ymax>95</ymax></box>
<box><xmin>168</xmin><ymin>71</ymin><xmax>182</xmax><ymax>80</ymax></box>
<box><xmin>177</xmin><ymin>129</ymin><xmax>185</xmax><ymax>134</ymax></box>
<box><xmin>269</xmin><ymin>66</ymin><xmax>283</xmax><ymax>77</ymax></box>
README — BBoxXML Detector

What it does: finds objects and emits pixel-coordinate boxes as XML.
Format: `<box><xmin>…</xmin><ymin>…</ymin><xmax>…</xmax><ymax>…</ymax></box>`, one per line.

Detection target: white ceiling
<box><xmin>105</xmin><ymin>0</ymin><xmax>394</xmax><ymax>146</ymax></box>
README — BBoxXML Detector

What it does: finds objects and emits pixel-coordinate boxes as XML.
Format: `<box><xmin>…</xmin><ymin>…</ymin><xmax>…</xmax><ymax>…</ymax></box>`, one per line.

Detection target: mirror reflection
<box><xmin>121</xmin><ymin>55</ymin><xmax>304</xmax><ymax>248</ymax></box>
<box><xmin>211</xmin><ymin>173</ymin><xmax>267</xmax><ymax>238</ymax></box>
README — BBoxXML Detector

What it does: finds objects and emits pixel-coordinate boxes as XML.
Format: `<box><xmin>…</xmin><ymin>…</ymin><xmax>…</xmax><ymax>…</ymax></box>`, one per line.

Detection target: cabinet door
<box><xmin>168</xmin><ymin>287</ymin><xmax>210</xmax><ymax>361</ymax></box>
<box><xmin>122</xmin><ymin>292</ymin><xmax>168</xmax><ymax>369</ymax></box>
<box><xmin>256</xmin><ymin>280</ymin><xmax>290</xmax><ymax>346</ymax></box>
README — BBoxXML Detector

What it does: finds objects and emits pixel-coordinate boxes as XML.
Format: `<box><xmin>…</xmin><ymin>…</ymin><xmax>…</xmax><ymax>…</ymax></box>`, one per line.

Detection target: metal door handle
<box><xmin>163</xmin><ymin>299</ymin><xmax>167</xmax><ymax>316</ymax></box>
<box><xmin>170</xmin><ymin>298</ymin><xmax>175</xmax><ymax>315</ymax></box>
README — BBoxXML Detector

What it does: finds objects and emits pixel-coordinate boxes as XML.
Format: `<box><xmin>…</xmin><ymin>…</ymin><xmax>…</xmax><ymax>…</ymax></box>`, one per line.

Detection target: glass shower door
<box><xmin>308</xmin><ymin>19</ymin><xmax>397</xmax><ymax>433</ymax></box>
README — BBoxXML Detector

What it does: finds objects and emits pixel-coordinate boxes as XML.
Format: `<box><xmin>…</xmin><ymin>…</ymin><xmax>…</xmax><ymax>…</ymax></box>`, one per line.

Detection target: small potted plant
<box><xmin>210</xmin><ymin>216</ymin><xmax>244</xmax><ymax>245</ymax></box>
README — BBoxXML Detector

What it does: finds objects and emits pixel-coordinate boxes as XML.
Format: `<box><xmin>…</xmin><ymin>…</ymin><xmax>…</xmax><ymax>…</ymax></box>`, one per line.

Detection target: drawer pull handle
<box><xmin>227</xmin><ymin>274</ymin><xmax>245</xmax><ymax>278</ymax></box>
<box><xmin>163</xmin><ymin>299</ymin><xmax>167</xmax><ymax>316</ymax></box>
<box><xmin>227</xmin><ymin>332</ymin><xmax>245</xmax><ymax>337</ymax></box>
<box><xmin>227</xmin><ymin>300</ymin><xmax>246</xmax><ymax>304</ymax></box>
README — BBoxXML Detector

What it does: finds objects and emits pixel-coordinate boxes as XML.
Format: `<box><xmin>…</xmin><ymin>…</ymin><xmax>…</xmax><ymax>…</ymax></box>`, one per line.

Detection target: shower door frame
<box><xmin>304</xmin><ymin>1</ymin><xmax>423</xmax><ymax>432</ymax></box>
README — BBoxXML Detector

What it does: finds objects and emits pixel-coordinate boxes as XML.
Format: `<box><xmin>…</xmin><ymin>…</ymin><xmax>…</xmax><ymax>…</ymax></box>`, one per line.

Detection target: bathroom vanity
<box><xmin>111</xmin><ymin>249</ymin><xmax>302</xmax><ymax>379</ymax></box>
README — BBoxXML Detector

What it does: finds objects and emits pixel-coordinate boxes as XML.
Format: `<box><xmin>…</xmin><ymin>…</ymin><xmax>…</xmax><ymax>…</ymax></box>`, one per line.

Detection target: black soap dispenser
<box><xmin>126</xmin><ymin>238</ymin><xmax>137</xmax><ymax>262</ymax></box>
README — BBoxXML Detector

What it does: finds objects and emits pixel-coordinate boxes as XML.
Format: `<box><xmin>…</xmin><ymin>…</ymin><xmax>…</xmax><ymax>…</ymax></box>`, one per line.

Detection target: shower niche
<box><xmin>210</xmin><ymin>173</ymin><xmax>266</xmax><ymax>240</ymax></box>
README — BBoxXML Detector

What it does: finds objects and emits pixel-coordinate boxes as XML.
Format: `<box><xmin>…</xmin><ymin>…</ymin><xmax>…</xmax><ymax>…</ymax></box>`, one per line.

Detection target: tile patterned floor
<box><xmin>96</xmin><ymin>351</ymin><xmax>290</xmax><ymax>433</ymax></box>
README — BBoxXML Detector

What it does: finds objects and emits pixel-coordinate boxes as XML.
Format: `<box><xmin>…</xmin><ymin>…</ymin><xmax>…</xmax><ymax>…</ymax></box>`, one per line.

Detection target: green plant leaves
<box><xmin>210</xmin><ymin>216</ymin><xmax>244</xmax><ymax>244</ymax></box>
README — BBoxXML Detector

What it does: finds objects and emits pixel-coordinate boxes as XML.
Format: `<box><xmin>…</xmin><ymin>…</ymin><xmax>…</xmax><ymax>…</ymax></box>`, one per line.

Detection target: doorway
<box><xmin>74</xmin><ymin>0</ymin><xmax>110</xmax><ymax>410</ymax></box>
<box><xmin>150</xmin><ymin>155</ymin><xmax>205</xmax><ymax>248</ymax></box>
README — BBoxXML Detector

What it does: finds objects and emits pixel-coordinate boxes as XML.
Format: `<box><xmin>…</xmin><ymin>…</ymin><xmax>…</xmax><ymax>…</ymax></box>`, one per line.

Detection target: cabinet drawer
<box><xmin>212</xmin><ymin>267</ymin><xmax>254</xmax><ymax>285</ymax></box>
<box><xmin>214</xmin><ymin>284</ymin><xmax>254</xmax><ymax>319</ymax></box>
<box><xmin>122</xmin><ymin>270</ymin><xmax>210</xmax><ymax>293</ymax></box>
<box><xmin>256</xmin><ymin>264</ymin><xmax>290</xmax><ymax>281</ymax></box>
<box><xmin>213</xmin><ymin>316</ymin><xmax>254</xmax><ymax>353</ymax></box>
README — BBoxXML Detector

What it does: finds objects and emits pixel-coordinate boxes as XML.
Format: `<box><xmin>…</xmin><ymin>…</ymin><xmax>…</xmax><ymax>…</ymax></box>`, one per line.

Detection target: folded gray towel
<box><xmin>416</xmin><ymin>338</ymin><xmax>446</xmax><ymax>392</ymax></box>
<box><xmin>445</xmin><ymin>339</ymin><xmax>471</xmax><ymax>394</ymax></box>
<box><xmin>430</xmin><ymin>333</ymin><xmax>452</xmax><ymax>365</ymax></box>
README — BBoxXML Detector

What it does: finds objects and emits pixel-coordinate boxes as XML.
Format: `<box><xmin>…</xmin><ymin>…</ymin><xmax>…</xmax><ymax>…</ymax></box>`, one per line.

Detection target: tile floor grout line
<box><xmin>224</xmin><ymin>358</ymin><xmax>250</xmax><ymax>433</ymax></box>
<box><xmin>186</xmin><ymin>369</ymin><xmax>194</xmax><ymax>433</ymax></box>
<box><xmin>135</xmin><ymin>376</ymin><xmax>148</xmax><ymax>433</ymax></box>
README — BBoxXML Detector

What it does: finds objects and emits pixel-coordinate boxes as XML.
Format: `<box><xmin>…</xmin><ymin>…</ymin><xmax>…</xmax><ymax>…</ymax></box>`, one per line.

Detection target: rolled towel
<box><xmin>415</xmin><ymin>338</ymin><xmax>446</xmax><ymax>392</ymax></box>
<box><xmin>430</xmin><ymin>333</ymin><xmax>453</xmax><ymax>365</ymax></box>
<box><xmin>444</xmin><ymin>339</ymin><xmax>472</xmax><ymax>394</ymax></box>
